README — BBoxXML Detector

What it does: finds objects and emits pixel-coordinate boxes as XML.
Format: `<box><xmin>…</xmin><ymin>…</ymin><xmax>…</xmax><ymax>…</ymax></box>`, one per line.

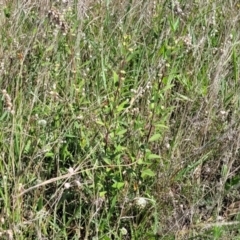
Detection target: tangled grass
<box><xmin>1</xmin><ymin>0</ymin><xmax>240</xmax><ymax>239</ymax></box>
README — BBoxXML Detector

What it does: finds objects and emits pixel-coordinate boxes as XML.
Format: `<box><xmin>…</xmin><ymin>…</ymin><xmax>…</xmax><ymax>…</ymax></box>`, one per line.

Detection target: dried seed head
<box><xmin>64</xmin><ymin>182</ymin><xmax>71</xmax><ymax>189</ymax></box>
<box><xmin>38</xmin><ymin>119</ymin><xmax>47</xmax><ymax>126</ymax></box>
<box><xmin>48</xmin><ymin>8</ymin><xmax>69</xmax><ymax>34</ymax></box>
<box><xmin>120</xmin><ymin>227</ymin><xmax>128</xmax><ymax>235</ymax></box>
<box><xmin>134</xmin><ymin>197</ymin><xmax>147</xmax><ymax>209</ymax></box>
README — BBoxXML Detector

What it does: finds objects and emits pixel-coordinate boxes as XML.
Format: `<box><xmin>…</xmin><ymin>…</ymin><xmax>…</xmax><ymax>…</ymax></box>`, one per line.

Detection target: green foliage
<box><xmin>0</xmin><ymin>0</ymin><xmax>240</xmax><ymax>239</ymax></box>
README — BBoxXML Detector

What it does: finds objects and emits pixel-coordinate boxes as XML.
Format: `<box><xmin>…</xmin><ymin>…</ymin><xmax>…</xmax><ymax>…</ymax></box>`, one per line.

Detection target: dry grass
<box><xmin>1</xmin><ymin>0</ymin><xmax>240</xmax><ymax>239</ymax></box>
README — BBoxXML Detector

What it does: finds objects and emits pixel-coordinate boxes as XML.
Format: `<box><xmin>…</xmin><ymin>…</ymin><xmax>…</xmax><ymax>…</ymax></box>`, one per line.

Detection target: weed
<box><xmin>0</xmin><ymin>0</ymin><xmax>240</xmax><ymax>239</ymax></box>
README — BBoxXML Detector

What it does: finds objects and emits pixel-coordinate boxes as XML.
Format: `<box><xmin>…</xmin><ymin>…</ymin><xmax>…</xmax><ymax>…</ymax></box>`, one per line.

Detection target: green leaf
<box><xmin>99</xmin><ymin>191</ymin><xmax>107</xmax><ymax>197</ymax></box>
<box><xmin>155</xmin><ymin>124</ymin><xmax>168</xmax><ymax>129</ymax></box>
<box><xmin>149</xmin><ymin>133</ymin><xmax>161</xmax><ymax>142</ymax></box>
<box><xmin>116</xmin><ymin>129</ymin><xmax>127</xmax><ymax>136</ymax></box>
<box><xmin>103</xmin><ymin>158</ymin><xmax>111</xmax><ymax>165</ymax></box>
<box><xmin>46</xmin><ymin>45</ymin><xmax>55</xmax><ymax>52</ymax></box>
<box><xmin>113</xmin><ymin>71</ymin><xmax>119</xmax><ymax>83</ymax></box>
<box><xmin>96</xmin><ymin>120</ymin><xmax>105</xmax><ymax>126</ymax></box>
<box><xmin>112</xmin><ymin>182</ymin><xmax>125</xmax><ymax>189</ymax></box>
<box><xmin>137</xmin><ymin>158</ymin><xmax>144</xmax><ymax>164</ymax></box>
<box><xmin>147</xmin><ymin>154</ymin><xmax>161</xmax><ymax>159</ymax></box>
<box><xmin>116</xmin><ymin>100</ymin><xmax>129</xmax><ymax>113</ymax></box>
<box><xmin>0</xmin><ymin>111</ymin><xmax>8</xmax><ymax>121</ymax></box>
<box><xmin>141</xmin><ymin>169</ymin><xmax>156</xmax><ymax>178</ymax></box>
<box><xmin>45</xmin><ymin>152</ymin><xmax>55</xmax><ymax>157</ymax></box>
<box><xmin>24</xmin><ymin>139</ymin><xmax>31</xmax><ymax>154</ymax></box>
<box><xmin>37</xmin><ymin>196</ymin><xmax>43</xmax><ymax>211</ymax></box>
<box><xmin>101</xmin><ymin>237</ymin><xmax>111</xmax><ymax>240</ymax></box>
<box><xmin>4</xmin><ymin>7</ymin><xmax>11</xmax><ymax>18</ymax></box>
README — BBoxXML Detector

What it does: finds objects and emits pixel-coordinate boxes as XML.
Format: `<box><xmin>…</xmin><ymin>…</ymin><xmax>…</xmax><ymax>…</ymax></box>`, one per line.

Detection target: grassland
<box><xmin>0</xmin><ymin>0</ymin><xmax>240</xmax><ymax>239</ymax></box>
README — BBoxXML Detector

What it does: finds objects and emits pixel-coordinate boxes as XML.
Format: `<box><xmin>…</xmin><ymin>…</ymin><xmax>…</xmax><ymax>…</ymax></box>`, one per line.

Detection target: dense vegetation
<box><xmin>1</xmin><ymin>0</ymin><xmax>240</xmax><ymax>239</ymax></box>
